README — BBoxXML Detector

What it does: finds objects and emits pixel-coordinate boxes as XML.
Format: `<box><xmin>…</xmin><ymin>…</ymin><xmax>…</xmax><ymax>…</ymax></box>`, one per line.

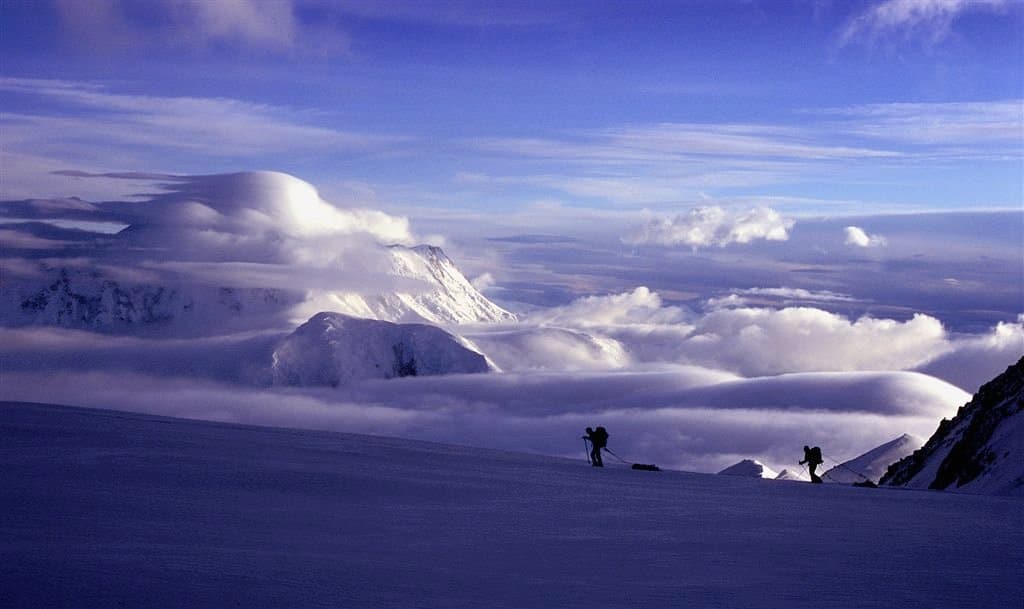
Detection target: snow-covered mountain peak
<box><xmin>271</xmin><ymin>312</ymin><xmax>494</xmax><ymax>387</ymax></box>
<box><xmin>310</xmin><ymin>243</ymin><xmax>516</xmax><ymax>325</ymax></box>
<box><xmin>718</xmin><ymin>459</ymin><xmax>778</xmax><ymax>479</ymax></box>
<box><xmin>775</xmin><ymin>468</ymin><xmax>810</xmax><ymax>481</ymax></box>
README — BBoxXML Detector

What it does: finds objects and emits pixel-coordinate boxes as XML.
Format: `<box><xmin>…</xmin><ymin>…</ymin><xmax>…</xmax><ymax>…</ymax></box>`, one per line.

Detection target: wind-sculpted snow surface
<box><xmin>2</xmin><ymin>402</ymin><xmax>1022</xmax><ymax>609</ymax></box>
<box><xmin>271</xmin><ymin>312</ymin><xmax>492</xmax><ymax>387</ymax></box>
<box><xmin>881</xmin><ymin>357</ymin><xmax>1024</xmax><ymax>495</ymax></box>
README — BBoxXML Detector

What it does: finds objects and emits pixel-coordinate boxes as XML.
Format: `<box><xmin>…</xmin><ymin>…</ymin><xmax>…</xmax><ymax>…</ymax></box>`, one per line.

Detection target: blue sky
<box><xmin>1</xmin><ymin>0</ymin><xmax>1021</xmax><ymax>214</ymax></box>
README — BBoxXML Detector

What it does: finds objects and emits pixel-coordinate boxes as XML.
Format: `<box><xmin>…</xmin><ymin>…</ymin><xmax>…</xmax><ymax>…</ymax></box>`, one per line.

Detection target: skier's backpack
<box><xmin>593</xmin><ymin>426</ymin><xmax>609</xmax><ymax>447</ymax></box>
<box><xmin>809</xmin><ymin>446</ymin><xmax>823</xmax><ymax>465</ymax></box>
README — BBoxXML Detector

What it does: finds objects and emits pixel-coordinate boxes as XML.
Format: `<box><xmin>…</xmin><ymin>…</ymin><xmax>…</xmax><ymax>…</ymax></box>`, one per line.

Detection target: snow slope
<box><xmin>823</xmin><ymin>433</ymin><xmax>924</xmax><ymax>484</ymax></box>
<box><xmin>4</xmin><ymin>401</ymin><xmax>1021</xmax><ymax>609</ymax></box>
<box><xmin>882</xmin><ymin>357</ymin><xmax>1024</xmax><ymax>495</ymax></box>
<box><xmin>271</xmin><ymin>312</ymin><xmax>493</xmax><ymax>386</ymax></box>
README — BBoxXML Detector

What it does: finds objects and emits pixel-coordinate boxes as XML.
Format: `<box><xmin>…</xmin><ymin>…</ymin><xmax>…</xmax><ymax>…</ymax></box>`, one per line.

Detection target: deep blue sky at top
<box><xmin>1</xmin><ymin>0</ymin><xmax>1022</xmax><ymax>215</ymax></box>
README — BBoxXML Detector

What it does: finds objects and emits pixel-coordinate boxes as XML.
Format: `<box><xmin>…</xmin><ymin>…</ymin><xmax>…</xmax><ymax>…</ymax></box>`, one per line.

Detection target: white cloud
<box><xmin>674</xmin><ymin>308</ymin><xmax>950</xmax><ymax>376</ymax></box>
<box><xmin>90</xmin><ymin>171</ymin><xmax>417</xmax><ymax>271</ymax></box>
<box><xmin>466</xmin><ymin>327</ymin><xmax>632</xmax><ymax>372</ymax></box>
<box><xmin>464</xmin><ymin>286</ymin><xmax>993</xmax><ymax>386</ymax></box>
<box><xmin>840</xmin><ymin>0</ymin><xmax>1010</xmax><ymax>46</ymax></box>
<box><xmin>527</xmin><ymin>286</ymin><xmax>689</xmax><ymax>326</ymax></box>
<box><xmin>0</xmin><ymin>171</ymin><xmax>427</xmax><ymax>320</ymax></box>
<box><xmin>471</xmin><ymin>272</ymin><xmax>496</xmax><ymax>292</ymax></box>
<box><xmin>917</xmin><ymin>315</ymin><xmax>1024</xmax><ymax>391</ymax></box>
<box><xmin>845</xmin><ymin>226</ymin><xmax>888</xmax><ymax>248</ymax></box>
<box><xmin>623</xmin><ymin>207</ymin><xmax>794</xmax><ymax>249</ymax></box>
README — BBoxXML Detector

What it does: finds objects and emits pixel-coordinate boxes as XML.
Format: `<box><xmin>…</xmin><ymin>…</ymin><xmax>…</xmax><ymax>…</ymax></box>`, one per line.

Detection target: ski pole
<box><xmin>583</xmin><ymin>437</ymin><xmax>591</xmax><ymax>464</ymax></box>
<box><xmin>602</xmin><ymin>447</ymin><xmax>630</xmax><ymax>464</ymax></box>
<box><xmin>823</xmin><ymin>452</ymin><xmax>873</xmax><ymax>482</ymax></box>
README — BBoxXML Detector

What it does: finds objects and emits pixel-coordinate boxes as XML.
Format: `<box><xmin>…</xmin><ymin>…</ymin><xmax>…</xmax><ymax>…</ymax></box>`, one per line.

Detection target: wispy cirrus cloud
<box><xmin>0</xmin><ymin>78</ymin><xmax>405</xmax><ymax>159</ymax></box>
<box><xmin>840</xmin><ymin>0</ymin><xmax>1011</xmax><ymax>46</ymax></box>
<box><xmin>814</xmin><ymin>100</ymin><xmax>1023</xmax><ymax>150</ymax></box>
<box><xmin>461</xmin><ymin>98</ymin><xmax>1021</xmax><ymax>206</ymax></box>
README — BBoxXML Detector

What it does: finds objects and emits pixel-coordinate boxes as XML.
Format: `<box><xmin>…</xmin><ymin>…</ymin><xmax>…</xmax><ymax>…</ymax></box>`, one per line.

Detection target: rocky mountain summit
<box><xmin>881</xmin><ymin>357</ymin><xmax>1024</xmax><ymax>495</ymax></box>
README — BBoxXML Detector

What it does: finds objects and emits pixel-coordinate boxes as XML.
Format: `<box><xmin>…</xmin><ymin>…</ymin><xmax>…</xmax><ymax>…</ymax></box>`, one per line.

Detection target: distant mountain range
<box><xmin>2</xmin><ymin>244</ymin><xmax>514</xmax><ymax>336</ymax></box>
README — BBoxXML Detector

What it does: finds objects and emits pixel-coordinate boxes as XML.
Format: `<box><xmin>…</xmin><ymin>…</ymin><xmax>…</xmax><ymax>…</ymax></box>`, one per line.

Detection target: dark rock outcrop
<box><xmin>880</xmin><ymin>357</ymin><xmax>1024</xmax><ymax>494</ymax></box>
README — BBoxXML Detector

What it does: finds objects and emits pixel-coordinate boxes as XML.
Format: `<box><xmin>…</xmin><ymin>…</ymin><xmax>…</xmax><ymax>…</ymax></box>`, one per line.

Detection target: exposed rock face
<box><xmin>271</xmin><ymin>312</ymin><xmax>493</xmax><ymax>387</ymax></box>
<box><xmin>880</xmin><ymin>357</ymin><xmax>1024</xmax><ymax>495</ymax></box>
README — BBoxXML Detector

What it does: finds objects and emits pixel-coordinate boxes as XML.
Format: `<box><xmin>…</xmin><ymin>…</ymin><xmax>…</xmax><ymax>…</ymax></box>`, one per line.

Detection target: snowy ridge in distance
<box><xmin>823</xmin><ymin>433</ymin><xmax>924</xmax><ymax>484</ymax></box>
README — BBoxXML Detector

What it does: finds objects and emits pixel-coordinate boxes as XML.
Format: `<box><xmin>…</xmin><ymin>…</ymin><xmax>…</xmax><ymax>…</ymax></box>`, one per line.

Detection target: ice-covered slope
<box><xmin>271</xmin><ymin>312</ymin><xmax>493</xmax><ymax>386</ymax></box>
<box><xmin>881</xmin><ymin>357</ymin><xmax>1024</xmax><ymax>495</ymax></box>
<box><xmin>824</xmin><ymin>433</ymin><xmax>924</xmax><ymax>484</ymax></box>
<box><xmin>718</xmin><ymin>459</ymin><xmax>778</xmax><ymax>478</ymax></box>
<box><xmin>3</xmin><ymin>401</ymin><xmax>1021</xmax><ymax>609</ymax></box>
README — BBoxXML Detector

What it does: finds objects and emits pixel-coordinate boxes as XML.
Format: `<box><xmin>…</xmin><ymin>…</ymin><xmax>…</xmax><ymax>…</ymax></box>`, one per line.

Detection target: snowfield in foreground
<box><xmin>3</xmin><ymin>401</ymin><xmax>1021</xmax><ymax>609</ymax></box>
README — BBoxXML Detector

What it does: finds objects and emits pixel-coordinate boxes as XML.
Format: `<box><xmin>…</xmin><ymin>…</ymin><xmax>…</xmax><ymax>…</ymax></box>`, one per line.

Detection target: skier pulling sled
<box><xmin>582</xmin><ymin>426</ymin><xmax>660</xmax><ymax>472</ymax></box>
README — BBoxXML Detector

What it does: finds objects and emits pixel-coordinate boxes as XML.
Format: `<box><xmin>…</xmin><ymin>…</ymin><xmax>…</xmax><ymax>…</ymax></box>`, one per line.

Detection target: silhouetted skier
<box><xmin>800</xmin><ymin>445</ymin><xmax>824</xmax><ymax>483</ymax></box>
<box><xmin>583</xmin><ymin>426</ymin><xmax>609</xmax><ymax>467</ymax></box>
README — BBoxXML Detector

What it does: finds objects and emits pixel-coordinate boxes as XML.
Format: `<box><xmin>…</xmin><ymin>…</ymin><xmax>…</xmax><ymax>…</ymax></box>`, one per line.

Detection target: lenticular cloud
<box><xmin>121</xmin><ymin>171</ymin><xmax>415</xmax><ymax>263</ymax></box>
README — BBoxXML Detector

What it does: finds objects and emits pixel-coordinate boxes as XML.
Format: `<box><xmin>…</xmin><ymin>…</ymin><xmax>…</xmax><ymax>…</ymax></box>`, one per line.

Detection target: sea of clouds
<box><xmin>1</xmin><ymin>171</ymin><xmax>1021</xmax><ymax>474</ymax></box>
